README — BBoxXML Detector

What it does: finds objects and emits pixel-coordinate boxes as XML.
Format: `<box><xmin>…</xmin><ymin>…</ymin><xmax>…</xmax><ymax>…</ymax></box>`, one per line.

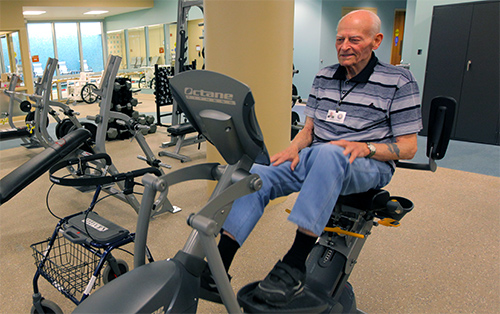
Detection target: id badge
<box><xmin>326</xmin><ymin>110</ymin><xmax>346</xmax><ymax>124</ymax></box>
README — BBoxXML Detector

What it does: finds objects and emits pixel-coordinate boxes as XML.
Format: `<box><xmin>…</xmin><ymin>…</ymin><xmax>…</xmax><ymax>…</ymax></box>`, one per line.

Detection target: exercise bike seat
<box><xmin>337</xmin><ymin>189</ymin><xmax>389</xmax><ymax>211</ymax></box>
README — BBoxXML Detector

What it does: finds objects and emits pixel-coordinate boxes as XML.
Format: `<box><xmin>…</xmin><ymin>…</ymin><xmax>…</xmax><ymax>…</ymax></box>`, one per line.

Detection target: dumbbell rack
<box><xmin>105</xmin><ymin>77</ymin><xmax>157</xmax><ymax>141</ymax></box>
<box><xmin>154</xmin><ymin>64</ymin><xmax>174</xmax><ymax>127</ymax></box>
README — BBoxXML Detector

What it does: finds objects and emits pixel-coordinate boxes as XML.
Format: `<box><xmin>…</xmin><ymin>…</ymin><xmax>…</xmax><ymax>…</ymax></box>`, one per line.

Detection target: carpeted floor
<box><xmin>1</xmin><ymin>93</ymin><xmax>499</xmax><ymax>313</ymax></box>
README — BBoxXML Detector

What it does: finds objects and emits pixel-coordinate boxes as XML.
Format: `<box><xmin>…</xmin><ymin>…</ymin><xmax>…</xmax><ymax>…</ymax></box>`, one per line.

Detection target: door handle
<box><xmin>466</xmin><ymin>60</ymin><xmax>472</xmax><ymax>71</ymax></box>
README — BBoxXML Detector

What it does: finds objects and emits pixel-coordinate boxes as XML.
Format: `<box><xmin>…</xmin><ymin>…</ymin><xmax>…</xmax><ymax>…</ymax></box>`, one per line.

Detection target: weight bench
<box><xmin>0</xmin><ymin>127</ymin><xmax>31</xmax><ymax>141</ymax></box>
<box><xmin>159</xmin><ymin>122</ymin><xmax>205</xmax><ymax>163</ymax></box>
<box><xmin>0</xmin><ymin>128</ymin><xmax>91</xmax><ymax>205</ymax></box>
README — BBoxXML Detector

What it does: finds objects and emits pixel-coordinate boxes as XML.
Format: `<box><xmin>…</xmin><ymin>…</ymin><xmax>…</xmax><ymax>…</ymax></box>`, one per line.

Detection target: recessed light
<box><xmin>84</xmin><ymin>10</ymin><xmax>109</xmax><ymax>15</ymax></box>
<box><xmin>23</xmin><ymin>11</ymin><xmax>47</xmax><ymax>16</ymax></box>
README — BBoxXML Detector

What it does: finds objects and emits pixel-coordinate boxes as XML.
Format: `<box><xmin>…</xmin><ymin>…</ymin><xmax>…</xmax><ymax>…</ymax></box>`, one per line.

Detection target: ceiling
<box><xmin>22</xmin><ymin>6</ymin><xmax>150</xmax><ymax>21</ymax></box>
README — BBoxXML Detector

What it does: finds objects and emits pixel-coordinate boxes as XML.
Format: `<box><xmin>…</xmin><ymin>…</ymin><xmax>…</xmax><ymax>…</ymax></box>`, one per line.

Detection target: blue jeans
<box><xmin>222</xmin><ymin>143</ymin><xmax>394</xmax><ymax>246</ymax></box>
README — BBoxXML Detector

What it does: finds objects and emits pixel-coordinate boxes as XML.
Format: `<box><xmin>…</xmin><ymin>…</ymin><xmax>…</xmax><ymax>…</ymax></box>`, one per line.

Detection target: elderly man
<box><xmin>202</xmin><ymin>10</ymin><xmax>422</xmax><ymax>306</ymax></box>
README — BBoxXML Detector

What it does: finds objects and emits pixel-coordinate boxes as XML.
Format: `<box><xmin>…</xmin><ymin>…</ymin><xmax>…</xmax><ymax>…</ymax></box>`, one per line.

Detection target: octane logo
<box><xmin>184</xmin><ymin>87</ymin><xmax>236</xmax><ymax>105</ymax></box>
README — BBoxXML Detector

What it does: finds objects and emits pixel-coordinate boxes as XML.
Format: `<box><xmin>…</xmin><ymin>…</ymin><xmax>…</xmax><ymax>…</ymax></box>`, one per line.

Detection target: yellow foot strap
<box><xmin>378</xmin><ymin>218</ymin><xmax>401</xmax><ymax>227</ymax></box>
<box><xmin>323</xmin><ymin>227</ymin><xmax>365</xmax><ymax>239</ymax></box>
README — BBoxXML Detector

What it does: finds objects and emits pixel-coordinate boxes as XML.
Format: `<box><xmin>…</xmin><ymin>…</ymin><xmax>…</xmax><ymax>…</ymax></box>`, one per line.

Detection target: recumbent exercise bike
<box><xmin>72</xmin><ymin>70</ymin><xmax>455</xmax><ymax>313</ymax></box>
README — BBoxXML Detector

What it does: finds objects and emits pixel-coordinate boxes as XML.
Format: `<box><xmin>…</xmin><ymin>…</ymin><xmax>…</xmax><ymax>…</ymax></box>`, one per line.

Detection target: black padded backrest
<box><xmin>426</xmin><ymin>96</ymin><xmax>456</xmax><ymax>160</ymax></box>
<box><xmin>169</xmin><ymin>70</ymin><xmax>270</xmax><ymax>166</ymax></box>
<box><xmin>396</xmin><ymin>95</ymin><xmax>456</xmax><ymax>172</ymax></box>
<box><xmin>0</xmin><ymin>128</ymin><xmax>91</xmax><ymax>205</ymax></box>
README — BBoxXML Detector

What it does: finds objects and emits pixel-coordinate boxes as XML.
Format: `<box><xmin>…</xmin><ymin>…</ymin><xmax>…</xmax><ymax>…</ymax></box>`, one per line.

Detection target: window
<box><xmin>0</xmin><ymin>36</ymin><xmax>10</xmax><ymax>73</ymax></box>
<box><xmin>27</xmin><ymin>23</ymin><xmax>55</xmax><ymax>77</ymax></box>
<box><xmin>107</xmin><ymin>30</ymin><xmax>127</xmax><ymax>69</ymax></box>
<box><xmin>0</xmin><ymin>32</ymin><xmax>23</xmax><ymax>84</ymax></box>
<box><xmin>81</xmin><ymin>22</ymin><xmax>104</xmax><ymax>73</ymax></box>
<box><xmin>54</xmin><ymin>22</ymin><xmax>80</xmax><ymax>75</ymax></box>
<box><xmin>128</xmin><ymin>27</ymin><xmax>146</xmax><ymax>68</ymax></box>
<box><xmin>148</xmin><ymin>24</ymin><xmax>165</xmax><ymax>66</ymax></box>
<box><xmin>27</xmin><ymin>21</ymin><xmax>106</xmax><ymax>76</ymax></box>
<box><xmin>169</xmin><ymin>24</ymin><xmax>177</xmax><ymax>66</ymax></box>
<box><xmin>10</xmin><ymin>32</ymin><xmax>22</xmax><ymax>75</ymax></box>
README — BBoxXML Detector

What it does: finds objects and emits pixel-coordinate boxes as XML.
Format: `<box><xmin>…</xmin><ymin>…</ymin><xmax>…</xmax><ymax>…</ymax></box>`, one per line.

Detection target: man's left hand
<box><xmin>329</xmin><ymin>140</ymin><xmax>368</xmax><ymax>163</ymax></box>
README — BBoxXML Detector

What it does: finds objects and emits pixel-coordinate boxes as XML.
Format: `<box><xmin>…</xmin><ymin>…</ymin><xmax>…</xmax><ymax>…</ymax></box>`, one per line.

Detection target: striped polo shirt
<box><xmin>305</xmin><ymin>54</ymin><xmax>422</xmax><ymax>145</ymax></box>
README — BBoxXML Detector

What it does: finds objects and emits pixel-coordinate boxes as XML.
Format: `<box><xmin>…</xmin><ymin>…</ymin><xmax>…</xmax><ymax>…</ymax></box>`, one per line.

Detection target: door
<box><xmin>390</xmin><ymin>10</ymin><xmax>406</xmax><ymax>65</ymax></box>
<box><xmin>421</xmin><ymin>4</ymin><xmax>473</xmax><ymax>136</ymax></box>
<box><xmin>453</xmin><ymin>1</ymin><xmax>500</xmax><ymax>145</ymax></box>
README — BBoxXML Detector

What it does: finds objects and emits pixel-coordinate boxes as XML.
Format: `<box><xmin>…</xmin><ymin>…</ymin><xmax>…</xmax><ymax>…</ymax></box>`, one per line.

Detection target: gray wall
<box><xmin>105</xmin><ymin>0</ymin><xmax>202</xmax><ymax>31</ymax></box>
<box><xmin>401</xmin><ymin>0</ymin><xmax>488</xmax><ymax>95</ymax></box>
<box><xmin>293</xmin><ymin>0</ymin><xmax>323</xmax><ymax>99</ymax></box>
<box><xmin>293</xmin><ymin>0</ymin><xmax>407</xmax><ymax>98</ymax></box>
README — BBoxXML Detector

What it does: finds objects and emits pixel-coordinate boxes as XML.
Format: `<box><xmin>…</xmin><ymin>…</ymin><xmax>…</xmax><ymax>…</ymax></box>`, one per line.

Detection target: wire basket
<box><xmin>31</xmin><ymin>232</ymin><xmax>102</xmax><ymax>299</ymax></box>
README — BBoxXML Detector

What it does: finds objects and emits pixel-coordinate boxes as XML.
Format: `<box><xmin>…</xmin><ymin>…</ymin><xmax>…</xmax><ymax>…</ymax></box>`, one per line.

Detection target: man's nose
<box><xmin>339</xmin><ymin>39</ymin><xmax>350</xmax><ymax>50</ymax></box>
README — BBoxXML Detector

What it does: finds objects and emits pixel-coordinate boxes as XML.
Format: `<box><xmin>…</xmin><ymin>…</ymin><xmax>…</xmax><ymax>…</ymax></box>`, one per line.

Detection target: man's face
<box><xmin>335</xmin><ymin>17</ymin><xmax>382</xmax><ymax>71</ymax></box>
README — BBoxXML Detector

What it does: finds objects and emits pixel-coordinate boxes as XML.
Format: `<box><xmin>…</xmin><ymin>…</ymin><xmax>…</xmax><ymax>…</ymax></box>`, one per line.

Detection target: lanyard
<box><xmin>337</xmin><ymin>80</ymin><xmax>359</xmax><ymax>112</ymax></box>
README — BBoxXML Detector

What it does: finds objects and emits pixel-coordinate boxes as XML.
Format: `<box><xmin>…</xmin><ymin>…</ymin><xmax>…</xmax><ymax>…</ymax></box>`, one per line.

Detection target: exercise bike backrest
<box><xmin>0</xmin><ymin>128</ymin><xmax>92</xmax><ymax>205</ymax></box>
<box><xmin>169</xmin><ymin>70</ymin><xmax>270</xmax><ymax>166</ymax></box>
<box><xmin>396</xmin><ymin>96</ymin><xmax>456</xmax><ymax>172</ymax></box>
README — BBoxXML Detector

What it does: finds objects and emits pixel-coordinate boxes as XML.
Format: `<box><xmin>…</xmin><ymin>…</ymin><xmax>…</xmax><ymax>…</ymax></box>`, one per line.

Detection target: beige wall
<box><xmin>187</xmin><ymin>18</ymin><xmax>204</xmax><ymax>70</ymax></box>
<box><xmin>204</xmin><ymin>0</ymin><xmax>294</xmax><ymax>161</ymax></box>
<box><xmin>0</xmin><ymin>1</ymin><xmax>33</xmax><ymax>92</ymax></box>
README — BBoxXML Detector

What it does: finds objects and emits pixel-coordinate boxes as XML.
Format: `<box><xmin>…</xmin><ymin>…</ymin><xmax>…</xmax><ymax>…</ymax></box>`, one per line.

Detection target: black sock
<box><xmin>218</xmin><ymin>232</ymin><xmax>240</xmax><ymax>273</ymax></box>
<box><xmin>282</xmin><ymin>229</ymin><xmax>317</xmax><ymax>272</ymax></box>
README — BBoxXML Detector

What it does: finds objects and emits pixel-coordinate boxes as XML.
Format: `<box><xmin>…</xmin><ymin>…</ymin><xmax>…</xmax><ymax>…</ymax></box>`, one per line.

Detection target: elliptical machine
<box><xmin>72</xmin><ymin>70</ymin><xmax>456</xmax><ymax>314</ymax></box>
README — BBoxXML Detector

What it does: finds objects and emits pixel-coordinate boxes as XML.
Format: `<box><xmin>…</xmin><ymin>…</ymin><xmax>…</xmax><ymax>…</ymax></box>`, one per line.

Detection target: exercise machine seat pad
<box><xmin>0</xmin><ymin>128</ymin><xmax>91</xmax><ymax>205</ymax></box>
<box><xmin>169</xmin><ymin>70</ymin><xmax>270</xmax><ymax>166</ymax></box>
<box><xmin>0</xmin><ymin>127</ymin><xmax>31</xmax><ymax>140</ymax></box>
<box><xmin>167</xmin><ymin>122</ymin><xmax>196</xmax><ymax>136</ymax></box>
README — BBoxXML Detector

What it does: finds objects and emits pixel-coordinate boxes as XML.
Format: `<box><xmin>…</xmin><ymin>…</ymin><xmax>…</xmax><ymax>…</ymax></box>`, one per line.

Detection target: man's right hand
<box><xmin>270</xmin><ymin>116</ymin><xmax>314</xmax><ymax>171</ymax></box>
<box><xmin>270</xmin><ymin>145</ymin><xmax>301</xmax><ymax>170</ymax></box>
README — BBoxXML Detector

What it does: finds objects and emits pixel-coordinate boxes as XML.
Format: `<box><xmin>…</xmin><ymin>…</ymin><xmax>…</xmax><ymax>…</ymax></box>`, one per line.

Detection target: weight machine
<box><xmin>1</xmin><ymin>74</ymin><xmax>40</xmax><ymax>146</ymax></box>
<box><xmin>2</xmin><ymin>58</ymin><xmax>94</xmax><ymax>151</ymax></box>
<box><xmin>1</xmin><ymin>59</ymin><xmax>58</xmax><ymax>147</ymax></box>
<box><xmin>86</xmin><ymin>55</ymin><xmax>177</xmax><ymax>217</ymax></box>
<box><xmin>158</xmin><ymin>0</ymin><xmax>205</xmax><ymax>162</ymax></box>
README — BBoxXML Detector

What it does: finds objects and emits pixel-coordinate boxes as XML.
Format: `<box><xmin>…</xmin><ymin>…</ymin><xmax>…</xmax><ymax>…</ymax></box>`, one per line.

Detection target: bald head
<box><xmin>335</xmin><ymin>10</ymin><xmax>384</xmax><ymax>79</ymax></box>
<box><xmin>338</xmin><ymin>10</ymin><xmax>381</xmax><ymax>38</ymax></box>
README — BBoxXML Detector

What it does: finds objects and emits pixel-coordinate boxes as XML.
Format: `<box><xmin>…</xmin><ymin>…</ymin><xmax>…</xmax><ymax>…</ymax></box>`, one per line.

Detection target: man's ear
<box><xmin>372</xmin><ymin>33</ymin><xmax>384</xmax><ymax>50</ymax></box>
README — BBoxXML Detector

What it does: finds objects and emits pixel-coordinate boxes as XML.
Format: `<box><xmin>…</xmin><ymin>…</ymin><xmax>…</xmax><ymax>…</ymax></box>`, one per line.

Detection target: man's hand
<box><xmin>269</xmin><ymin>116</ymin><xmax>314</xmax><ymax>171</ymax></box>
<box><xmin>330</xmin><ymin>134</ymin><xmax>418</xmax><ymax>163</ymax></box>
<box><xmin>270</xmin><ymin>145</ymin><xmax>300</xmax><ymax>170</ymax></box>
<box><xmin>329</xmin><ymin>140</ymin><xmax>369</xmax><ymax>163</ymax></box>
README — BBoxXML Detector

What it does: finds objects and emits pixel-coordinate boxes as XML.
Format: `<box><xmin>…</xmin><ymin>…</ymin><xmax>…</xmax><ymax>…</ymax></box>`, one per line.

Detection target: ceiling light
<box><xmin>84</xmin><ymin>10</ymin><xmax>109</xmax><ymax>15</ymax></box>
<box><xmin>23</xmin><ymin>11</ymin><xmax>47</xmax><ymax>16</ymax></box>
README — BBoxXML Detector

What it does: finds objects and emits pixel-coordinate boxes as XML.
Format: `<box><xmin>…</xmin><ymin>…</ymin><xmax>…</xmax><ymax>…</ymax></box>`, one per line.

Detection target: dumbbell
<box><xmin>131</xmin><ymin>110</ymin><xmax>140</xmax><ymax>120</ymax></box>
<box><xmin>145</xmin><ymin>115</ymin><xmax>155</xmax><ymax>125</ymax></box>
<box><xmin>106</xmin><ymin>127</ymin><xmax>119</xmax><ymax>140</ymax></box>
<box><xmin>148</xmin><ymin>124</ymin><xmax>157</xmax><ymax>134</ymax></box>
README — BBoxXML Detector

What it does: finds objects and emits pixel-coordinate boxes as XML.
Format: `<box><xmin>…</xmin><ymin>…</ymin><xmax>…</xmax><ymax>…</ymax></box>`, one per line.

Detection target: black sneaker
<box><xmin>199</xmin><ymin>265</ymin><xmax>231</xmax><ymax>304</ymax></box>
<box><xmin>253</xmin><ymin>260</ymin><xmax>306</xmax><ymax>306</ymax></box>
